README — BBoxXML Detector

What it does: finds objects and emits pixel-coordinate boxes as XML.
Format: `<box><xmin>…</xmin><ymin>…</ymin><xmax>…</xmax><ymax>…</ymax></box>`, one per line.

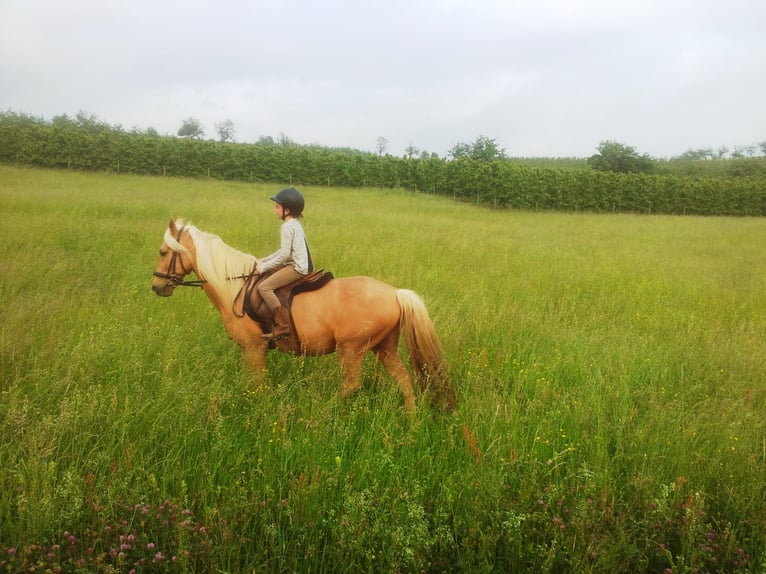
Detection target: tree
<box><xmin>177</xmin><ymin>117</ymin><xmax>205</xmax><ymax>139</ymax></box>
<box><xmin>375</xmin><ymin>136</ymin><xmax>388</xmax><ymax>156</ymax></box>
<box><xmin>448</xmin><ymin>135</ymin><xmax>506</xmax><ymax>160</ymax></box>
<box><xmin>587</xmin><ymin>140</ymin><xmax>654</xmax><ymax>173</ymax></box>
<box><xmin>257</xmin><ymin>135</ymin><xmax>276</xmax><ymax>146</ymax></box>
<box><xmin>404</xmin><ymin>144</ymin><xmax>420</xmax><ymax>159</ymax></box>
<box><xmin>734</xmin><ymin>144</ymin><xmax>757</xmax><ymax>157</ymax></box>
<box><xmin>215</xmin><ymin>119</ymin><xmax>235</xmax><ymax>143</ymax></box>
<box><xmin>74</xmin><ymin>111</ymin><xmax>110</xmax><ymax>134</ymax></box>
<box><xmin>678</xmin><ymin>147</ymin><xmax>714</xmax><ymax>161</ymax></box>
<box><xmin>51</xmin><ymin>114</ymin><xmax>72</xmax><ymax>128</ymax></box>
<box><xmin>130</xmin><ymin>126</ymin><xmax>160</xmax><ymax>137</ymax></box>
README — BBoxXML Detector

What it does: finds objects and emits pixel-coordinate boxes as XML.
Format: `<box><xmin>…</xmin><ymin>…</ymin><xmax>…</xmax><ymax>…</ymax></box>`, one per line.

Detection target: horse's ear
<box><xmin>169</xmin><ymin>218</ymin><xmax>177</xmax><ymax>233</ymax></box>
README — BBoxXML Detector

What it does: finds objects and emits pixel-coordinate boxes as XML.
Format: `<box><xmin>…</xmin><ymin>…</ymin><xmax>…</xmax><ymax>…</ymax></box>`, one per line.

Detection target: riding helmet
<box><xmin>270</xmin><ymin>187</ymin><xmax>305</xmax><ymax>217</ymax></box>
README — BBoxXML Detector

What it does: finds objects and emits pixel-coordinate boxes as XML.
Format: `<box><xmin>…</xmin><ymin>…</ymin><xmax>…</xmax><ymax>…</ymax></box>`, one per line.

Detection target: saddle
<box><xmin>236</xmin><ymin>268</ymin><xmax>334</xmax><ymax>342</ymax></box>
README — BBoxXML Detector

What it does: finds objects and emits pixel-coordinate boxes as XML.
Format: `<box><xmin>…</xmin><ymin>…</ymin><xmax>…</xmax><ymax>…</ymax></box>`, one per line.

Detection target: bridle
<box><xmin>152</xmin><ymin>226</ymin><xmax>207</xmax><ymax>288</ymax></box>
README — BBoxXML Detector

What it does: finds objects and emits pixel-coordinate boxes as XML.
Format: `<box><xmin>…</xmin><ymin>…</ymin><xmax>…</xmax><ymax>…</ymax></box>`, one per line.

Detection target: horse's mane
<box><xmin>166</xmin><ymin>219</ymin><xmax>257</xmax><ymax>306</ymax></box>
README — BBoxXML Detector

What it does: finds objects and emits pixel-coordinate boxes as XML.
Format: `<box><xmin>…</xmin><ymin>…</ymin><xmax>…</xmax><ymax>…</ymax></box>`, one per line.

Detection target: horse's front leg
<box><xmin>233</xmin><ymin>342</ymin><xmax>267</xmax><ymax>400</ymax></box>
<box><xmin>242</xmin><ymin>342</ymin><xmax>268</xmax><ymax>378</ymax></box>
<box><xmin>225</xmin><ymin>319</ymin><xmax>268</xmax><ymax>385</ymax></box>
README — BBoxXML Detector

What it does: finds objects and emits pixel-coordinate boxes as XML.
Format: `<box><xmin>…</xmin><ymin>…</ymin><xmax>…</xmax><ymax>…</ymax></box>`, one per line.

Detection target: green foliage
<box><xmin>1</xmin><ymin>111</ymin><xmax>765</xmax><ymax>215</ymax></box>
<box><xmin>215</xmin><ymin>119</ymin><xmax>236</xmax><ymax>143</ymax></box>
<box><xmin>659</xmin><ymin>156</ymin><xmax>766</xmax><ymax>178</ymax></box>
<box><xmin>375</xmin><ymin>136</ymin><xmax>388</xmax><ymax>156</ymax></box>
<box><xmin>177</xmin><ymin>117</ymin><xmax>205</xmax><ymax>139</ymax></box>
<box><xmin>1</xmin><ymin>167</ymin><xmax>765</xmax><ymax>571</ymax></box>
<box><xmin>588</xmin><ymin>140</ymin><xmax>655</xmax><ymax>173</ymax></box>
<box><xmin>448</xmin><ymin>135</ymin><xmax>507</xmax><ymax>161</ymax></box>
<box><xmin>678</xmin><ymin>147</ymin><xmax>720</xmax><ymax>161</ymax></box>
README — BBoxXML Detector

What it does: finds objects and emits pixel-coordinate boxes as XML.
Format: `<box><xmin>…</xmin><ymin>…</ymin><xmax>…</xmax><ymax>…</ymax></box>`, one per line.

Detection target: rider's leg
<box><xmin>257</xmin><ymin>266</ymin><xmax>303</xmax><ymax>339</ymax></box>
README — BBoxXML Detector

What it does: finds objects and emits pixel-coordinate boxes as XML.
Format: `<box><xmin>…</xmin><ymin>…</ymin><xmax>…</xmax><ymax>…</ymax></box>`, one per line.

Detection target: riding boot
<box><xmin>262</xmin><ymin>306</ymin><xmax>291</xmax><ymax>340</ymax></box>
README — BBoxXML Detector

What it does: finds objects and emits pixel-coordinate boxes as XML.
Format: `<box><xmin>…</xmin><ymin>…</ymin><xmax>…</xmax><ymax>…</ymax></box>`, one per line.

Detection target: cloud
<box><xmin>1</xmin><ymin>0</ymin><xmax>764</xmax><ymax>157</ymax></box>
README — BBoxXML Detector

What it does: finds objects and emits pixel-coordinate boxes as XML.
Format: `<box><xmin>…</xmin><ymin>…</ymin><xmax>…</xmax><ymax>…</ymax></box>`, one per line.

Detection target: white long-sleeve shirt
<box><xmin>258</xmin><ymin>218</ymin><xmax>312</xmax><ymax>274</ymax></box>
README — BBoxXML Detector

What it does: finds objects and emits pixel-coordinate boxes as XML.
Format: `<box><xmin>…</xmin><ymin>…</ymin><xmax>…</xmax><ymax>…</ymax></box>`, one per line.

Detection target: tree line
<box><xmin>1</xmin><ymin>110</ymin><xmax>764</xmax><ymax>216</ymax></box>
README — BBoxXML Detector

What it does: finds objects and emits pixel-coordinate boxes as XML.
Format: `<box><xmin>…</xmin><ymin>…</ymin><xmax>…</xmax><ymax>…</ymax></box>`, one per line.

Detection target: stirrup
<box><xmin>262</xmin><ymin>330</ymin><xmax>289</xmax><ymax>341</ymax></box>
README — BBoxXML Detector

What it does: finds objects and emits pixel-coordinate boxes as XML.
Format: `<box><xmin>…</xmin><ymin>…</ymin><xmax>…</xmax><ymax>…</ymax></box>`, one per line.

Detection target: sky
<box><xmin>1</xmin><ymin>0</ymin><xmax>764</xmax><ymax>159</ymax></box>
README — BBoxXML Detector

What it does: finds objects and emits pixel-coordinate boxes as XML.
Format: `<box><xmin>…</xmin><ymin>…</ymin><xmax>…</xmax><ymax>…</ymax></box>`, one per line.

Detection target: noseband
<box><xmin>153</xmin><ymin>226</ymin><xmax>207</xmax><ymax>288</ymax></box>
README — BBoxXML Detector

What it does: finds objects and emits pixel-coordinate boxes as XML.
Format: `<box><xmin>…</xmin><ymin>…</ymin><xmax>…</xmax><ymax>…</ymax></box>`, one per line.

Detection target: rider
<box><xmin>256</xmin><ymin>187</ymin><xmax>313</xmax><ymax>340</ymax></box>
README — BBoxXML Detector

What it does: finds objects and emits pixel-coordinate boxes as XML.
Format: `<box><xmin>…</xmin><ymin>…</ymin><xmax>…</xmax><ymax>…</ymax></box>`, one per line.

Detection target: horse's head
<box><xmin>151</xmin><ymin>219</ymin><xmax>200</xmax><ymax>296</ymax></box>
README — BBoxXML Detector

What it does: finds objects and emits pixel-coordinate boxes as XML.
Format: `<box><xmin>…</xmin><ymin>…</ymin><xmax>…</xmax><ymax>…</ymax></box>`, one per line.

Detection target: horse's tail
<box><xmin>396</xmin><ymin>289</ymin><xmax>456</xmax><ymax>411</ymax></box>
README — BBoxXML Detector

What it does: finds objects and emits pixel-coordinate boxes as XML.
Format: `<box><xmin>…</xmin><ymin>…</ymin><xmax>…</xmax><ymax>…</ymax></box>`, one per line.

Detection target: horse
<box><xmin>151</xmin><ymin>218</ymin><xmax>456</xmax><ymax>412</ymax></box>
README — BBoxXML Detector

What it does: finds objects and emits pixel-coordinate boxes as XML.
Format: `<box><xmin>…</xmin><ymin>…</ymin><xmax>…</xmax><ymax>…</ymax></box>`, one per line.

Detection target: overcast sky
<box><xmin>1</xmin><ymin>0</ymin><xmax>764</xmax><ymax>158</ymax></box>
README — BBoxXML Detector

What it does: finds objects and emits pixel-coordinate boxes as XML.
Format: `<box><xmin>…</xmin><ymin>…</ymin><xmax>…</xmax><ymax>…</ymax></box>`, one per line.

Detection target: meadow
<box><xmin>1</xmin><ymin>165</ymin><xmax>765</xmax><ymax>572</ymax></box>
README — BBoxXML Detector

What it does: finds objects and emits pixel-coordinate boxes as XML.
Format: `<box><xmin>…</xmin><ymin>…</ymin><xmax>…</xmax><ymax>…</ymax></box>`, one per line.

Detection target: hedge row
<box><xmin>1</xmin><ymin>120</ymin><xmax>764</xmax><ymax>216</ymax></box>
<box><xmin>440</xmin><ymin>161</ymin><xmax>766</xmax><ymax>216</ymax></box>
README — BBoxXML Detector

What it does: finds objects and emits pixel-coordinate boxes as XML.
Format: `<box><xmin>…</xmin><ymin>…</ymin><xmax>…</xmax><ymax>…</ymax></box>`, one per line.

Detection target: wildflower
<box><xmin>6</xmin><ymin>548</ymin><xmax>16</xmax><ymax>556</ymax></box>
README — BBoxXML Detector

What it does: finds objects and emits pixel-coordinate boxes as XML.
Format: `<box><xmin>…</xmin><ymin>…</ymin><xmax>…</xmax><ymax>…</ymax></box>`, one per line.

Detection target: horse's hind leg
<box><xmin>337</xmin><ymin>344</ymin><xmax>364</xmax><ymax>401</ymax></box>
<box><xmin>373</xmin><ymin>335</ymin><xmax>416</xmax><ymax>413</ymax></box>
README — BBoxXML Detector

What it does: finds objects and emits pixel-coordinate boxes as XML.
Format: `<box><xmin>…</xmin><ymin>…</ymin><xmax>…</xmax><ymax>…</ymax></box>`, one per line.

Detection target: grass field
<box><xmin>1</xmin><ymin>165</ymin><xmax>765</xmax><ymax>572</ymax></box>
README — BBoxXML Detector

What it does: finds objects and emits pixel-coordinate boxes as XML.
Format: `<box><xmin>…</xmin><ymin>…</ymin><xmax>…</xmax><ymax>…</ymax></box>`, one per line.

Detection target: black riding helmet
<box><xmin>270</xmin><ymin>187</ymin><xmax>305</xmax><ymax>218</ymax></box>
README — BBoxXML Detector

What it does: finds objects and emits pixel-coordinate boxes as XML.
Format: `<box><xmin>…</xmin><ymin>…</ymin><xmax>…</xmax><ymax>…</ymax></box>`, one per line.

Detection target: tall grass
<box><xmin>1</xmin><ymin>165</ymin><xmax>765</xmax><ymax>572</ymax></box>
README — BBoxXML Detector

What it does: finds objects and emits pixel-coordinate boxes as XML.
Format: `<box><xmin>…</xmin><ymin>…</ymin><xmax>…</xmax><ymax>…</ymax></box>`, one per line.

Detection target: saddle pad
<box><xmin>288</xmin><ymin>270</ymin><xmax>334</xmax><ymax>305</ymax></box>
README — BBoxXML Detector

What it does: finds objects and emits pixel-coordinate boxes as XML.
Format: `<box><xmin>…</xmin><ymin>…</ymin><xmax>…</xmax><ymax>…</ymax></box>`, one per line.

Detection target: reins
<box><xmin>230</xmin><ymin>264</ymin><xmax>260</xmax><ymax>318</ymax></box>
<box><xmin>152</xmin><ymin>226</ymin><xmax>207</xmax><ymax>288</ymax></box>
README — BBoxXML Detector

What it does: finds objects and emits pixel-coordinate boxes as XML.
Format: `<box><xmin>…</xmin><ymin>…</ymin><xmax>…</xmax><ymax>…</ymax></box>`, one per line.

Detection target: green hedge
<box><xmin>441</xmin><ymin>161</ymin><xmax>765</xmax><ymax>216</ymax></box>
<box><xmin>1</xmin><ymin>115</ymin><xmax>763</xmax><ymax>216</ymax></box>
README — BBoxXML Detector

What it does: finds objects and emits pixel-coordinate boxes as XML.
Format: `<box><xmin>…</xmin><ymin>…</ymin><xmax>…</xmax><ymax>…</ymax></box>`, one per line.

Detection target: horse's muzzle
<box><xmin>152</xmin><ymin>281</ymin><xmax>175</xmax><ymax>297</ymax></box>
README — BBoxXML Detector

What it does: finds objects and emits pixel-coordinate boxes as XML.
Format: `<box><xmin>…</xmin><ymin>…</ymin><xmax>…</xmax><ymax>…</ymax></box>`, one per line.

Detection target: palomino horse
<box><xmin>151</xmin><ymin>219</ymin><xmax>455</xmax><ymax>412</ymax></box>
